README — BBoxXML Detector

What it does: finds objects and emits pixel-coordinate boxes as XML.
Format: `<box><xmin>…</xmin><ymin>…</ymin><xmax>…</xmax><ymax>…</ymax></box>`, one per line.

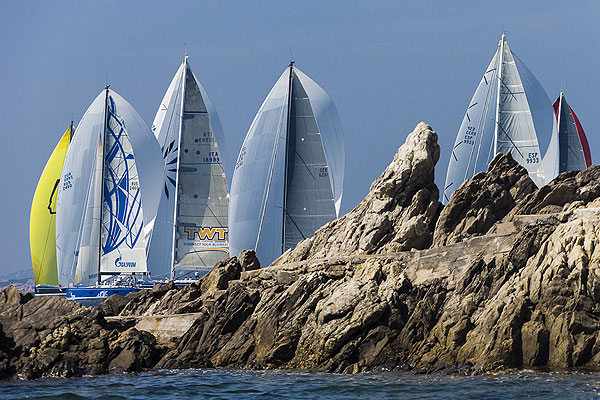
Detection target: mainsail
<box><xmin>229</xmin><ymin>63</ymin><xmax>345</xmax><ymax>266</ymax></box>
<box><xmin>443</xmin><ymin>34</ymin><xmax>553</xmax><ymax>203</ymax></box>
<box><xmin>148</xmin><ymin>57</ymin><xmax>229</xmax><ymax>279</ymax></box>
<box><xmin>56</xmin><ymin>88</ymin><xmax>163</xmax><ymax>286</ymax></box>
<box><xmin>30</xmin><ymin>123</ymin><xmax>73</xmax><ymax>286</ymax></box>
<box><xmin>543</xmin><ymin>91</ymin><xmax>592</xmax><ymax>182</ymax></box>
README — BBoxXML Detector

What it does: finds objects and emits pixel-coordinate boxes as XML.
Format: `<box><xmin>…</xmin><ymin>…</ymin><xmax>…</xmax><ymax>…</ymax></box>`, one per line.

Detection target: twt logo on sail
<box><xmin>185</xmin><ymin>226</ymin><xmax>228</xmax><ymax>241</ymax></box>
<box><xmin>114</xmin><ymin>256</ymin><xmax>137</xmax><ymax>268</ymax></box>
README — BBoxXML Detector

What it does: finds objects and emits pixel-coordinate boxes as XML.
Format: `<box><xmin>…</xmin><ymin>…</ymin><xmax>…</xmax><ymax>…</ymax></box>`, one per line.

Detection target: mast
<box><xmin>170</xmin><ymin>56</ymin><xmax>187</xmax><ymax>281</ymax></box>
<box><xmin>98</xmin><ymin>86</ymin><xmax>109</xmax><ymax>285</ymax></box>
<box><xmin>281</xmin><ymin>61</ymin><xmax>294</xmax><ymax>254</ymax></box>
<box><xmin>493</xmin><ymin>33</ymin><xmax>505</xmax><ymax>156</ymax></box>
<box><xmin>69</xmin><ymin>120</ymin><xmax>74</xmax><ymax>141</ymax></box>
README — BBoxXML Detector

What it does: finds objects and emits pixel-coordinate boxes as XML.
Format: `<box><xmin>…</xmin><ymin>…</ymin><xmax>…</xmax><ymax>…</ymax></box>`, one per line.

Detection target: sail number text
<box><xmin>62</xmin><ymin>172</ymin><xmax>73</xmax><ymax>190</ymax></box>
<box><xmin>463</xmin><ymin>126</ymin><xmax>476</xmax><ymax>145</ymax></box>
<box><xmin>203</xmin><ymin>151</ymin><xmax>220</xmax><ymax>163</ymax></box>
<box><xmin>526</xmin><ymin>152</ymin><xmax>539</xmax><ymax>164</ymax></box>
<box><xmin>319</xmin><ymin>167</ymin><xmax>328</xmax><ymax>178</ymax></box>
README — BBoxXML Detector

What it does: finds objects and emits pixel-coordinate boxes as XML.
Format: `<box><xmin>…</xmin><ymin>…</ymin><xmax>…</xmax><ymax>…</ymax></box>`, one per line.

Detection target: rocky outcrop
<box><xmin>510</xmin><ymin>165</ymin><xmax>600</xmax><ymax>216</ymax></box>
<box><xmin>4</xmin><ymin>122</ymin><xmax>600</xmax><ymax>380</ymax></box>
<box><xmin>0</xmin><ymin>286</ymin><xmax>160</xmax><ymax>379</ymax></box>
<box><xmin>433</xmin><ymin>153</ymin><xmax>536</xmax><ymax>247</ymax></box>
<box><xmin>275</xmin><ymin>122</ymin><xmax>442</xmax><ymax>264</ymax></box>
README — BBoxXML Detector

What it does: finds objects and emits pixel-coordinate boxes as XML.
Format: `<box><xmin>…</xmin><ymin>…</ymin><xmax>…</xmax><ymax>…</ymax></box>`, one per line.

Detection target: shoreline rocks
<box><xmin>3</xmin><ymin>122</ymin><xmax>600</xmax><ymax>380</ymax></box>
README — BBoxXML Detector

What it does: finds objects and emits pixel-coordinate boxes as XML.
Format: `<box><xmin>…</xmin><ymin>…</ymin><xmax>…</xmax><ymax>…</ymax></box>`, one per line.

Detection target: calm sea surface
<box><xmin>1</xmin><ymin>369</ymin><xmax>599</xmax><ymax>399</ymax></box>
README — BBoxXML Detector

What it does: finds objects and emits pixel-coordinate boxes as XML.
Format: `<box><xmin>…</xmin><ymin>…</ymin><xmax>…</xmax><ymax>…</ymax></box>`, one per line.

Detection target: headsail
<box><xmin>148</xmin><ymin>58</ymin><xmax>229</xmax><ymax>279</ymax></box>
<box><xmin>30</xmin><ymin>123</ymin><xmax>73</xmax><ymax>286</ymax></box>
<box><xmin>229</xmin><ymin>63</ymin><xmax>344</xmax><ymax>266</ymax></box>
<box><xmin>56</xmin><ymin>88</ymin><xmax>162</xmax><ymax>286</ymax></box>
<box><xmin>443</xmin><ymin>34</ymin><xmax>553</xmax><ymax>203</ymax></box>
<box><xmin>543</xmin><ymin>91</ymin><xmax>591</xmax><ymax>182</ymax></box>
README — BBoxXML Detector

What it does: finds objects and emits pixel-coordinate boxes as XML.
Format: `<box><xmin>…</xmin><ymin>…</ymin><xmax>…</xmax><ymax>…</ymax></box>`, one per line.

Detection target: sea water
<box><xmin>1</xmin><ymin>369</ymin><xmax>599</xmax><ymax>399</ymax></box>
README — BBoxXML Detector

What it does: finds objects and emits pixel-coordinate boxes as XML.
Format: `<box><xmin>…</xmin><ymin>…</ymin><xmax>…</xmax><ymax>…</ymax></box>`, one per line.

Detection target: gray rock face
<box><xmin>5</xmin><ymin>121</ymin><xmax>600</xmax><ymax>380</ymax></box>
<box><xmin>276</xmin><ymin>122</ymin><xmax>442</xmax><ymax>265</ymax></box>
<box><xmin>433</xmin><ymin>153</ymin><xmax>536</xmax><ymax>247</ymax></box>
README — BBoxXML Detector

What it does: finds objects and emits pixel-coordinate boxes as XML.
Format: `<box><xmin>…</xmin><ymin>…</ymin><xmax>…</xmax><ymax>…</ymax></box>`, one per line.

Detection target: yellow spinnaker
<box><xmin>30</xmin><ymin>124</ymin><xmax>72</xmax><ymax>286</ymax></box>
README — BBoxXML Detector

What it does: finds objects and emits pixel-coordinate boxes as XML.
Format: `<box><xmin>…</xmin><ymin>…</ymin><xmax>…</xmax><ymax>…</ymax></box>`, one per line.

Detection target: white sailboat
<box><xmin>55</xmin><ymin>87</ymin><xmax>163</xmax><ymax>288</ymax></box>
<box><xmin>543</xmin><ymin>91</ymin><xmax>592</xmax><ymax>182</ymax></box>
<box><xmin>229</xmin><ymin>62</ymin><xmax>345</xmax><ymax>266</ymax></box>
<box><xmin>443</xmin><ymin>34</ymin><xmax>554</xmax><ymax>203</ymax></box>
<box><xmin>148</xmin><ymin>57</ymin><xmax>229</xmax><ymax>280</ymax></box>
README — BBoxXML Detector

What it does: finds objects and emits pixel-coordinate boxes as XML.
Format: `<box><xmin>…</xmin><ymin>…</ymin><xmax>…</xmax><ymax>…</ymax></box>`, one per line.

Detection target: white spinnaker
<box><xmin>443</xmin><ymin>35</ymin><xmax>552</xmax><ymax>203</ymax></box>
<box><xmin>229</xmin><ymin>68</ymin><xmax>289</xmax><ymax>265</ymax></box>
<box><xmin>56</xmin><ymin>89</ymin><xmax>162</xmax><ymax>285</ymax></box>
<box><xmin>56</xmin><ymin>92</ymin><xmax>105</xmax><ymax>286</ymax></box>
<box><xmin>295</xmin><ymin>68</ymin><xmax>345</xmax><ymax>216</ymax></box>
<box><xmin>443</xmin><ymin>51</ymin><xmax>499</xmax><ymax>204</ymax></box>
<box><xmin>108</xmin><ymin>91</ymin><xmax>163</xmax><ymax>262</ymax></box>
<box><xmin>497</xmin><ymin>41</ymin><xmax>546</xmax><ymax>187</ymax></box>
<box><xmin>99</xmin><ymin>95</ymin><xmax>148</xmax><ymax>274</ymax></box>
<box><xmin>148</xmin><ymin>63</ymin><xmax>185</xmax><ymax>279</ymax></box>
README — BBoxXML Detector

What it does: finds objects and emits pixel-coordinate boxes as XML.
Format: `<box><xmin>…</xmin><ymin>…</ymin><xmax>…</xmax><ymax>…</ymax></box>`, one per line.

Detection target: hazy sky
<box><xmin>1</xmin><ymin>1</ymin><xmax>599</xmax><ymax>275</ymax></box>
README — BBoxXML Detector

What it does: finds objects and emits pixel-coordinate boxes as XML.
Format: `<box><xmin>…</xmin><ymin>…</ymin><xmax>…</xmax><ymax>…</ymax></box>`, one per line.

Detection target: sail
<box><xmin>443</xmin><ymin>35</ymin><xmax>552</xmax><ymax>203</ymax></box>
<box><xmin>544</xmin><ymin>93</ymin><xmax>592</xmax><ymax>182</ymax></box>
<box><xmin>229</xmin><ymin>68</ymin><xmax>289</xmax><ymax>267</ymax></box>
<box><xmin>443</xmin><ymin>52</ymin><xmax>499</xmax><ymax>203</ymax></box>
<box><xmin>229</xmin><ymin>64</ymin><xmax>344</xmax><ymax>266</ymax></box>
<box><xmin>498</xmin><ymin>42</ymin><xmax>547</xmax><ymax>188</ymax></box>
<box><xmin>99</xmin><ymin>95</ymin><xmax>148</xmax><ymax>274</ymax></box>
<box><xmin>148</xmin><ymin>58</ymin><xmax>229</xmax><ymax>278</ymax></box>
<box><xmin>56</xmin><ymin>89</ymin><xmax>163</xmax><ymax>286</ymax></box>
<box><xmin>283</xmin><ymin>70</ymin><xmax>338</xmax><ymax>250</ymax></box>
<box><xmin>30</xmin><ymin>124</ymin><xmax>72</xmax><ymax>286</ymax></box>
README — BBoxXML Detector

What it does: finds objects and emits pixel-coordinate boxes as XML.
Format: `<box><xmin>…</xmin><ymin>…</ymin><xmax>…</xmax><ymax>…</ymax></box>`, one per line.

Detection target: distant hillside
<box><xmin>0</xmin><ymin>268</ymin><xmax>34</xmax><ymax>293</ymax></box>
<box><xmin>0</xmin><ymin>268</ymin><xmax>33</xmax><ymax>280</ymax></box>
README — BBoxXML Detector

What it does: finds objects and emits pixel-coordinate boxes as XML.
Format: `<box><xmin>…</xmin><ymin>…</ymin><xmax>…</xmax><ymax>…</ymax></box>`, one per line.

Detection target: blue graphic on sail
<box><xmin>102</xmin><ymin>96</ymin><xmax>143</xmax><ymax>255</ymax></box>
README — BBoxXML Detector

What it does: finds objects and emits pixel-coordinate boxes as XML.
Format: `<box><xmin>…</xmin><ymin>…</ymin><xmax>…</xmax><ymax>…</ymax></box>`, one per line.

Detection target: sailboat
<box><xmin>229</xmin><ymin>62</ymin><xmax>345</xmax><ymax>266</ymax></box>
<box><xmin>30</xmin><ymin>123</ymin><xmax>73</xmax><ymax>295</ymax></box>
<box><xmin>147</xmin><ymin>56</ymin><xmax>229</xmax><ymax>281</ymax></box>
<box><xmin>443</xmin><ymin>34</ymin><xmax>554</xmax><ymax>204</ymax></box>
<box><xmin>55</xmin><ymin>87</ymin><xmax>163</xmax><ymax>298</ymax></box>
<box><xmin>542</xmin><ymin>91</ymin><xmax>592</xmax><ymax>182</ymax></box>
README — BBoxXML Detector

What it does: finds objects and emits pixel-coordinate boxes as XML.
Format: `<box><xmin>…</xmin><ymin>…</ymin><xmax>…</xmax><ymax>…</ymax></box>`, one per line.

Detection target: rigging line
<box><xmin>284</xmin><ymin>209</ymin><xmax>306</xmax><ymax>242</ymax></box>
<box><xmin>496</xmin><ymin>122</ymin><xmax>524</xmax><ymax>158</ymax></box>
<box><xmin>294</xmin><ymin>150</ymin><xmax>317</xmax><ymax>181</ymax></box>
<box><xmin>281</xmin><ymin>63</ymin><xmax>294</xmax><ymax>254</ymax></box>
<box><xmin>498</xmin><ymin>76</ymin><xmax>518</xmax><ymax>101</ymax></box>
<box><xmin>474</xmin><ymin>72</ymin><xmax>496</xmax><ymax>175</ymax></box>
<box><xmin>170</xmin><ymin>60</ymin><xmax>187</xmax><ymax>279</ymax></box>
<box><xmin>255</xmin><ymin>97</ymin><xmax>288</xmax><ymax>252</ymax></box>
<box><xmin>204</xmin><ymin>204</ymin><xmax>226</xmax><ymax>229</ymax></box>
<box><xmin>465</xmin><ymin>64</ymin><xmax>496</xmax><ymax>182</ymax></box>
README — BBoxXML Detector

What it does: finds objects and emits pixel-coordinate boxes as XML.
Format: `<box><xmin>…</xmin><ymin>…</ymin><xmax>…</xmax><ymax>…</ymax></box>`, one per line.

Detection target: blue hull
<box><xmin>66</xmin><ymin>286</ymin><xmax>140</xmax><ymax>300</ymax></box>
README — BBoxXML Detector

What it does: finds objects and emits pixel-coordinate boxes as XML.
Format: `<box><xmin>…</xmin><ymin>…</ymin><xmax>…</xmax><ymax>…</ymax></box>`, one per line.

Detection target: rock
<box><xmin>200</xmin><ymin>257</ymin><xmax>243</xmax><ymax>293</ymax></box>
<box><xmin>239</xmin><ymin>250</ymin><xmax>260</xmax><ymax>271</ymax></box>
<box><xmin>6</xmin><ymin>120</ymin><xmax>600</xmax><ymax>380</ymax></box>
<box><xmin>433</xmin><ymin>153</ymin><xmax>536</xmax><ymax>247</ymax></box>
<box><xmin>511</xmin><ymin>165</ymin><xmax>600</xmax><ymax>215</ymax></box>
<box><xmin>276</xmin><ymin>122</ymin><xmax>442</xmax><ymax>264</ymax></box>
